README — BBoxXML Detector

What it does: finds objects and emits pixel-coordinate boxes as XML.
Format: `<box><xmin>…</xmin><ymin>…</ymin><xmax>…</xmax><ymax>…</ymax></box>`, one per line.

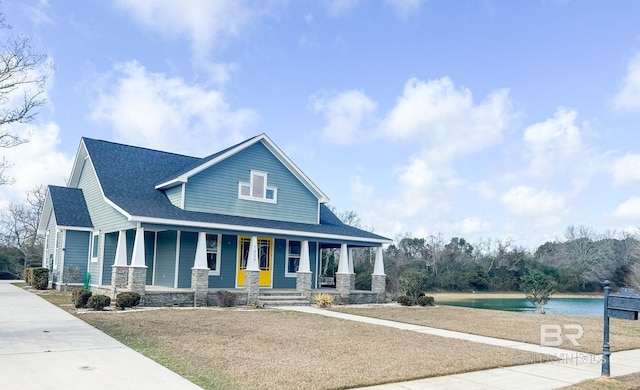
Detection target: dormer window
<box><xmin>238</xmin><ymin>170</ymin><xmax>277</xmax><ymax>203</ymax></box>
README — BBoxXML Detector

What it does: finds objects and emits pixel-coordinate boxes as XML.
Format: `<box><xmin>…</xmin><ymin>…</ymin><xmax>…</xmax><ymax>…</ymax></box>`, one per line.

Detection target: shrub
<box><xmin>72</xmin><ymin>288</ymin><xmax>92</xmax><ymax>308</ymax></box>
<box><xmin>313</xmin><ymin>293</ymin><xmax>334</xmax><ymax>308</ymax></box>
<box><xmin>22</xmin><ymin>268</ymin><xmax>33</xmax><ymax>285</ymax></box>
<box><xmin>88</xmin><ymin>295</ymin><xmax>111</xmax><ymax>311</ymax></box>
<box><xmin>417</xmin><ymin>296</ymin><xmax>435</xmax><ymax>306</ymax></box>
<box><xmin>31</xmin><ymin>268</ymin><xmax>49</xmax><ymax>290</ymax></box>
<box><xmin>116</xmin><ymin>292</ymin><xmax>141</xmax><ymax>310</ymax></box>
<box><xmin>396</xmin><ymin>295</ymin><xmax>415</xmax><ymax>306</ymax></box>
<box><xmin>216</xmin><ymin>290</ymin><xmax>236</xmax><ymax>307</ymax></box>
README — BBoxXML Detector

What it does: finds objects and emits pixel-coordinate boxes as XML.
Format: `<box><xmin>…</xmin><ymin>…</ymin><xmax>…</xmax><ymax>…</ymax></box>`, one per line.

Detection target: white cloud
<box><xmin>611</xmin><ymin>196</ymin><xmax>640</xmax><ymax>221</ymax></box>
<box><xmin>385</xmin><ymin>0</ymin><xmax>425</xmax><ymax>20</ymax></box>
<box><xmin>450</xmin><ymin>216</ymin><xmax>493</xmax><ymax>236</ymax></box>
<box><xmin>89</xmin><ymin>61</ymin><xmax>258</xmax><ymax>156</ymax></box>
<box><xmin>501</xmin><ymin>185</ymin><xmax>567</xmax><ymax>217</ymax></box>
<box><xmin>613</xmin><ymin>52</ymin><xmax>640</xmax><ymax>111</ymax></box>
<box><xmin>0</xmin><ymin>122</ymin><xmax>72</xmax><ymax>205</ymax></box>
<box><xmin>611</xmin><ymin>153</ymin><xmax>640</xmax><ymax>186</ymax></box>
<box><xmin>310</xmin><ymin>90</ymin><xmax>376</xmax><ymax>145</ymax></box>
<box><xmin>378</xmin><ymin>77</ymin><xmax>512</xmax><ymax>162</ymax></box>
<box><xmin>327</xmin><ymin>0</ymin><xmax>361</xmax><ymax>16</ymax></box>
<box><xmin>522</xmin><ymin>107</ymin><xmax>588</xmax><ymax>178</ymax></box>
<box><xmin>113</xmin><ymin>0</ymin><xmax>255</xmax><ymax>58</ymax></box>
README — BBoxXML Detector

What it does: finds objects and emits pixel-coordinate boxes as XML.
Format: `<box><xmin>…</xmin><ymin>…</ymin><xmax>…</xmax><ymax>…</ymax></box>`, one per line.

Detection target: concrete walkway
<box><xmin>0</xmin><ymin>281</ymin><xmax>201</xmax><ymax>390</ymax></box>
<box><xmin>279</xmin><ymin>305</ymin><xmax>640</xmax><ymax>389</ymax></box>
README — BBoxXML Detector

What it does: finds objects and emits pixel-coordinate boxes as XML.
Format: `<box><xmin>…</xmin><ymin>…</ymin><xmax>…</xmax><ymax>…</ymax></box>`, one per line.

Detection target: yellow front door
<box><xmin>236</xmin><ymin>236</ymin><xmax>273</xmax><ymax>287</ymax></box>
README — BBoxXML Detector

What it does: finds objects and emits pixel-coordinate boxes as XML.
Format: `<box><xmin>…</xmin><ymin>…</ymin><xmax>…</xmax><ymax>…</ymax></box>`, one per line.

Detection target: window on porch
<box><xmin>206</xmin><ymin>234</ymin><xmax>221</xmax><ymax>275</ymax></box>
<box><xmin>285</xmin><ymin>240</ymin><xmax>301</xmax><ymax>277</ymax></box>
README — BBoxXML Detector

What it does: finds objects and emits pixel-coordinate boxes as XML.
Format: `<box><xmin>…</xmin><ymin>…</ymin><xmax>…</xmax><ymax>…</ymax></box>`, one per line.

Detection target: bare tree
<box><xmin>0</xmin><ymin>12</ymin><xmax>51</xmax><ymax>184</ymax></box>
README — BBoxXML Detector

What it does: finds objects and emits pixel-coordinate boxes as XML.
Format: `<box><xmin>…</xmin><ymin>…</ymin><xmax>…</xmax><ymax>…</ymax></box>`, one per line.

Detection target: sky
<box><xmin>2</xmin><ymin>0</ymin><xmax>640</xmax><ymax>250</ymax></box>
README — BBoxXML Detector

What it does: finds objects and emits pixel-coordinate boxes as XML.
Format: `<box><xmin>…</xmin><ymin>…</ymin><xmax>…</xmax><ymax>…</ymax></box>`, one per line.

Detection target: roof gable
<box><xmin>155</xmin><ymin>133</ymin><xmax>329</xmax><ymax>203</ymax></box>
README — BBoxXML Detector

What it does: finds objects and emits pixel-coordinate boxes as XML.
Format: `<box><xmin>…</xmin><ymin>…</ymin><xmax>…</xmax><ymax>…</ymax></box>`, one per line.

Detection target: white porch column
<box><xmin>373</xmin><ymin>247</ymin><xmax>385</xmax><ymax>276</ymax></box>
<box><xmin>111</xmin><ymin>230</ymin><xmax>129</xmax><ymax>292</ymax></box>
<box><xmin>348</xmin><ymin>248</ymin><xmax>355</xmax><ymax>274</ymax></box>
<box><xmin>371</xmin><ymin>246</ymin><xmax>386</xmax><ymax>303</ymax></box>
<box><xmin>130</xmin><ymin>227</ymin><xmax>146</xmax><ymax>267</ymax></box>
<box><xmin>246</xmin><ymin>236</ymin><xmax>260</xmax><ymax>271</ymax></box>
<box><xmin>192</xmin><ymin>232</ymin><xmax>209</xmax><ymax>307</ymax></box>
<box><xmin>128</xmin><ymin>226</ymin><xmax>147</xmax><ymax>296</ymax></box>
<box><xmin>296</xmin><ymin>240</ymin><xmax>312</xmax><ymax>299</ymax></box>
<box><xmin>114</xmin><ymin>230</ymin><xmax>128</xmax><ymax>266</ymax></box>
<box><xmin>245</xmin><ymin>235</ymin><xmax>260</xmax><ymax>304</ymax></box>
<box><xmin>337</xmin><ymin>244</ymin><xmax>350</xmax><ymax>274</ymax></box>
<box><xmin>299</xmin><ymin>240</ymin><xmax>311</xmax><ymax>273</ymax></box>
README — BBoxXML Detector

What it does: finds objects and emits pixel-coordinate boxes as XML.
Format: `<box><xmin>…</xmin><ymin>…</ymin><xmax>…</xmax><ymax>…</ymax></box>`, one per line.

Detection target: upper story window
<box><xmin>238</xmin><ymin>170</ymin><xmax>277</xmax><ymax>204</ymax></box>
<box><xmin>206</xmin><ymin>234</ymin><xmax>221</xmax><ymax>276</ymax></box>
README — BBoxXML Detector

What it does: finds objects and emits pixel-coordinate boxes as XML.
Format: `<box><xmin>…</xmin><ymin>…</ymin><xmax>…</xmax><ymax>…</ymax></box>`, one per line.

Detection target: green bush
<box><xmin>88</xmin><ymin>295</ymin><xmax>111</xmax><ymax>311</ymax></box>
<box><xmin>216</xmin><ymin>290</ymin><xmax>236</xmax><ymax>307</ymax></box>
<box><xmin>22</xmin><ymin>268</ymin><xmax>33</xmax><ymax>285</ymax></box>
<box><xmin>31</xmin><ymin>268</ymin><xmax>49</xmax><ymax>290</ymax></box>
<box><xmin>396</xmin><ymin>295</ymin><xmax>415</xmax><ymax>306</ymax></box>
<box><xmin>417</xmin><ymin>295</ymin><xmax>435</xmax><ymax>306</ymax></box>
<box><xmin>115</xmin><ymin>292</ymin><xmax>141</xmax><ymax>310</ymax></box>
<box><xmin>72</xmin><ymin>288</ymin><xmax>92</xmax><ymax>308</ymax></box>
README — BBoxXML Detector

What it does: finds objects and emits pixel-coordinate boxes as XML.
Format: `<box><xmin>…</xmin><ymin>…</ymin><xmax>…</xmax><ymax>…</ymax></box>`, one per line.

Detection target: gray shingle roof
<box><xmin>82</xmin><ymin>137</ymin><xmax>390</xmax><ymax>243</ymax></box>
<box><xmin>49</xmin><ymin>185</ymin><xmax>93</xmax><ymax>228</ymax></box>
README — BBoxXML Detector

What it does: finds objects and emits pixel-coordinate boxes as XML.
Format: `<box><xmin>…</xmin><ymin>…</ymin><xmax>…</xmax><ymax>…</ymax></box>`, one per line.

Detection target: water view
<box><xmin>437</xmin><ymin>297</ymin><xmax>604</xmax><ymax>316</ymax></box>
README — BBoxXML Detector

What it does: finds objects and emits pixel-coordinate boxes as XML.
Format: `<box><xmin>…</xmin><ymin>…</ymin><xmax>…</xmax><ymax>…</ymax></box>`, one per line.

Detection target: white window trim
<box><xmin>207</xmin><ymin>233</ymin><xmax>222</xmax><ymax>276</ymax></box>
<box><xmin>238</xmin><ymin>170</ymin><xmax>278</xmax><ymax>204</ymax></box>
<box><xmin>91</xmin><ymin>231</ymin><xmax>99</xmax><ymax>262</ymax></box>
<box><xmin>285</xmin><ymin>239</ymin><xmax>301</xmax><ymax>277</ymax></box>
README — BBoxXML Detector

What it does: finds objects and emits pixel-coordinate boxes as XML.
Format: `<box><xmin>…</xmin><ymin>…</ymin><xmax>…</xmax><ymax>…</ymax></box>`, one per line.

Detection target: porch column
<box><xmin>128</xmin><ymin>226</ymin><xmax>147</xmax><ymax>296</ymax></box>
<box><xmin>335</xmin><ymin>243</ymin><xmax>351</xmax><ymax>301</ymax></box>
<box><xmin>245</xmin><ymin>236</ymin><xmax>260</xmax><ymax>305</ymax></box>
<box><xmin>348</xmin><ymin>248</ymin><xmax>355</xmax><ymax>290</ymax></box>
<box><xmin>371</xmin><ymin>246</ymin><xmax>386</xmax><ymax>303</ymax></box>
<box><xmin>192</xmin><ymin>232</ymin><xmax>209</xmax><ymax>307</ymax></box>
<box><xmin>111</xmin><ymin>230</ymin><xmax>129</xmax><ymax>294</ymax></box>
<box><xmin>296</xmin><ymin>240</ymin><xmax>312</xmax><ymax>299</ymax></box>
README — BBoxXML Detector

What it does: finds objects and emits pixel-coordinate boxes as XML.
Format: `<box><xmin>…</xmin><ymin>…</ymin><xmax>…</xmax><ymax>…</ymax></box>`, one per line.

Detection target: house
<box><xmin>37</xmin><ymin>134</ymin><xmax>391</xmax><ymax>306</ymax></box>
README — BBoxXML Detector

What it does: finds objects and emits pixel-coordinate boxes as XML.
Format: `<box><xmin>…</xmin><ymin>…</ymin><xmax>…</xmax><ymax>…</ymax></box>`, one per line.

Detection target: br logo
<box><xmin>540</xmin><ymin>324</ymin><xmax>584</xmax><ymax>346</ymax></box>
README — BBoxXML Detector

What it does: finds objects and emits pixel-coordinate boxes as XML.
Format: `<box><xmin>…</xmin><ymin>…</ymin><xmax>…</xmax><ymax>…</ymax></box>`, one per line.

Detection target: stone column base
<box><xmin>192</xmin><ymin>268</ymin><xmax>209</xmax><ymax>307</ymax></box>
<box><xmin>371</xmin><ymin>274</ymin><xmax>386</xmax><ymax>303</ymax></box>
<box><xmin>128</xmin><ymin>266</ymin><xmax>147</xmax><ymax>297</ymax></box>
<box><xmin>296</xmin><ymin>271</ymin><xmax>312</xmax><ymax>299</ymax></box>
<box><xmin>245</xmin><ymin>270</ymin><xmax>260</xmax><ymax>305</ymax></box>
<box><xmin>112</xmin><ymin>265</ymin><xmax>129</xmax><ymax>289</ymax></box>
<box><xmin>336</xmin><ymin>273</ymin><xmax>351</xmax><ymax>300</ymax></box>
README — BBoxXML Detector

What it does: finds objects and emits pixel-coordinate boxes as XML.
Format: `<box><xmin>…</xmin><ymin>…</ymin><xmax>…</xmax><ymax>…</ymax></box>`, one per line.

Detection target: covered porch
<box><xmin>100</xmin><ymin>226</ymin><xmax>387</xmax><ymax>307</ymax></box>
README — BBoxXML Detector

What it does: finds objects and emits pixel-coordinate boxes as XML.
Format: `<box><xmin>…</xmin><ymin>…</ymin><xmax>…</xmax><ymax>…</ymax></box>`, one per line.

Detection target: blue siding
<box><xmin>184</xmin><ymin>142</ymin><xmax>319</xmax><ymax>224</ymax></box>
<box><xmin>102</xmin><ymin>232</ymin><xmax>117</xmax><ymax>285</ymax></box>
<box><xmin>64</xmin><ymin>230</ymin><xmax>90</xmax><ymax>283</ymax></box>
<box><xmin>273</xmin><ymin>239</ymin><xmax>294</xmax><ymax>288</ymax></box>
<box><xmin>154</xmin><ymin>230</ymin><xmax>177</xmax><ymax>287</ymax></box>
<box><xmin>88</xmin><ymin>233</ymin><xmax>101</xmax><ymax>286</ymax></box>
<box><xmin>310</xmin><ymin>242</ymin><xmax>318</xmax><ymax>287</ymax></box>
<box><xmin>178</xmin><ymin>231</ymin><xmax>196</xmax><ymax>288</ymax></box>
<box><xmin>165</xmin><ymin>185</ymin><xmax>182</xmax><ymax>208</ymax></box>
<box><xmin>209</xmin><ymin>234</ymin><xmax>236</xmax><ymax>288</ymax></box>
<box><xmin>77</xmin><ymin>155</ymin><xmax>133</xmax><ymax>232</ymax></box>
<box><xmin>145</xmin><ymin>231</ymin><xmax>155</xmax><ymax>285</ymax></box>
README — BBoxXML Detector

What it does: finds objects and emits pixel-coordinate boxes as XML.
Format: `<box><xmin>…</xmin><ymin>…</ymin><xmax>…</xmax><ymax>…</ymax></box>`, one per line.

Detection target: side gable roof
<box><xmin>155</xmin><ymin>133</ymin><xmax>330</xmax><ymax>203</ymax></box>
<box><xmin>37</xmin><ymin>185</ymin><xmax>93</xmax><ymax>233</ymax></box>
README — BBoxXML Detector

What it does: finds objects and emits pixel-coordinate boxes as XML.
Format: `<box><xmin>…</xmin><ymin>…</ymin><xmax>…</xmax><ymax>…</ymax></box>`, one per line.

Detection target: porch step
<box><xmin>258</xmin><ymin>293</ymin><xmax>310</xmax><ymax>307</ymax></box>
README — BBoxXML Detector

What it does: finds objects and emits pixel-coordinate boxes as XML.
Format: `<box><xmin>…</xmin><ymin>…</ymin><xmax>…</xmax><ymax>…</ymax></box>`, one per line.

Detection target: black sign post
<box><xmin>601</xmin><ymin>280</ymin><xmax>640</xmax><ymax>377</ymax></box>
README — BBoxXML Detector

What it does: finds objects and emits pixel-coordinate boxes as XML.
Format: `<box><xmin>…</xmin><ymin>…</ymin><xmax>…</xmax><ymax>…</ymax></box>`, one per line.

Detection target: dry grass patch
<box><xmin>334</xmin><ymin>305</ymin><xmax>640</xmax><ymax>354</ymax></box>
<box><xmin>79</xmin><ymin>308</ymin><xmax>554</xmax><ymax>390</ymax></box>
<box><xmin>560</xmin><ymin>372</ymin><xmax>640</xmax><ymax>389</ymax></box>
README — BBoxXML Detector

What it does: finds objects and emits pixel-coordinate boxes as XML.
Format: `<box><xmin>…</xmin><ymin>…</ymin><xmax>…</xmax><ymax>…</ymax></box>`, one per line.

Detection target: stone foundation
<box><xmin>111</xmin><ymin>265</ymin><xmax>128</xmax><ymax>290</ymax></box>
<box><xmin>144</xmin><ymin>291</ymin><xmax>195</xmax><ymax>307</ymax></box>
<box><xmin>191</xmin><ymin>268</ymin><xmax>209</xmax><ymax>307</ymax></box>
<box><xmin>128</xmin><ymin>266</ymin><xmax>147</xmax><ymax>295</ymax></box>
<box><xmin>244</xmin><ymin>270</ymin><xmax>260</xmax><ymax>304</ymax></box>
<box><xmin>371</xmin><ymin>274</ymin><xmax>386</xmax><ymax>303</ymax></box>
<box><xmin>296</xmin><ymin>271</ymin><xmax>312</xmax><ymax>298</ymax></box>
<box><xmin>336</xmin><ymin>273</ymin><xmax>351</xmax><ymax>299</ymax></box>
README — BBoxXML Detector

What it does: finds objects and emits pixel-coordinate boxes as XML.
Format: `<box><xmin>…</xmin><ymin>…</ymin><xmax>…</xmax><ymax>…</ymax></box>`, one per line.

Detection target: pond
<box><xmin>436</xmin><ymin>297</ymin><xmax>604</xmax><ymax>316</ymax></box>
